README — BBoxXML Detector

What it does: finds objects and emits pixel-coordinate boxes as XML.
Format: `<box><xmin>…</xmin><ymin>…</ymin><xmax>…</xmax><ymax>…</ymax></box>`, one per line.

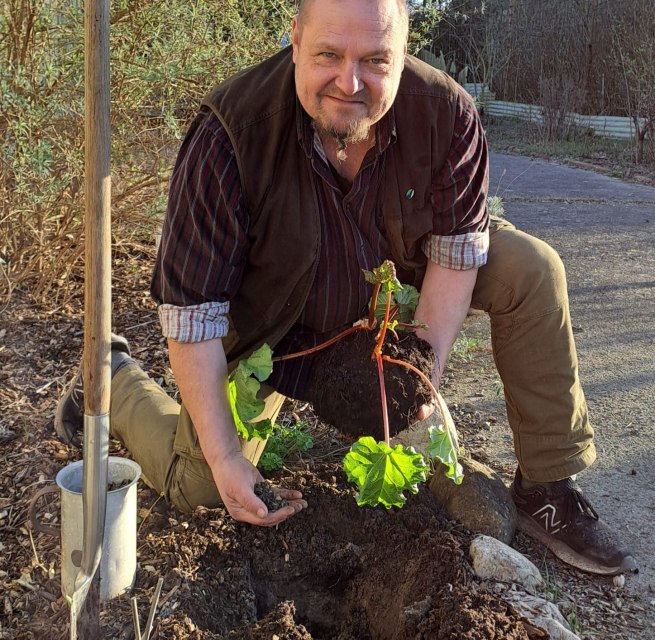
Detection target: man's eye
<box><xmin>370</xmin><ymin>58</ymin><xmax>384</xmax><ymax>65</ymax></box>
<box><xmin>322</xmin><ymin>52</ymin><xmax>336</xmax><ymax>59</ymax></box>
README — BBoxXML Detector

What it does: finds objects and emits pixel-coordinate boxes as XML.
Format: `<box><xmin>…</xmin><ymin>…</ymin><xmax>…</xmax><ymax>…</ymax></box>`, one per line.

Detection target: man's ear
<box><xmin>292</xmin><ymin>16</ymin><xmax>300</xmax><ymax>63</ymax></box>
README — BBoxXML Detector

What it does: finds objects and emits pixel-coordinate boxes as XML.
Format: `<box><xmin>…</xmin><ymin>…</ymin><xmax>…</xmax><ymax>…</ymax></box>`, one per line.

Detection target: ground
<box><xmin>1</xmin><ymin>127</ymin><xmax>654</xmax><ymax>638</ymax></box>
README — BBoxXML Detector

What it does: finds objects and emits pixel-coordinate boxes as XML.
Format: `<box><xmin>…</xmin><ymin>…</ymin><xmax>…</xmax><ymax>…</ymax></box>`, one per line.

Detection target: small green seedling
<box><xmin>258</xmin><ymin>421</ymin><xmax>314</xmax><ymax>472</ymax></box>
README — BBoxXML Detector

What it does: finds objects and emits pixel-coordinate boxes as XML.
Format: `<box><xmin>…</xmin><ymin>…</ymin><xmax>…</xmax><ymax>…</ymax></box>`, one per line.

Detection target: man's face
<box><xmin>292</xmin><ymin>0</ymin><xmax>408</xmax><ymax>144</ymax></box>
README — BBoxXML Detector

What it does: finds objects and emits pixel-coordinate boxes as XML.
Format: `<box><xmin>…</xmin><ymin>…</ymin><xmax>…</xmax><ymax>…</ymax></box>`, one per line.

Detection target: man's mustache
<box><xmin>320</xmin><ymin>85</ymin><xmax>371</xmax><ymax>105</ymax></box>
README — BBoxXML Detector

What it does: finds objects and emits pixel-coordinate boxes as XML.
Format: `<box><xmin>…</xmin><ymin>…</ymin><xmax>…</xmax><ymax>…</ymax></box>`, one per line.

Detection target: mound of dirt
<box><xmin>146</xmin><ymin>464</ymin><xmax>528</xmax><ymax>640</ymax></box>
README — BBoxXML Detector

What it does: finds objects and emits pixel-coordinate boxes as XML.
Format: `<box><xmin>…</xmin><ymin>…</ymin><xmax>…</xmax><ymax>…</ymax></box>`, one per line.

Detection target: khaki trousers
<box><xmin>110</xmin><ymin>217</ymin><xmax>595</xmax><ymax>512</ymax></box>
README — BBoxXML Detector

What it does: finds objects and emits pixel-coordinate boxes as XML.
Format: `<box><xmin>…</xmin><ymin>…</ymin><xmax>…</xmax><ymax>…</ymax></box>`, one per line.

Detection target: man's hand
<box><xmin>211</xmin><ymin>451</ymin><xmax>307</xmax><ymax>526</ymax></box>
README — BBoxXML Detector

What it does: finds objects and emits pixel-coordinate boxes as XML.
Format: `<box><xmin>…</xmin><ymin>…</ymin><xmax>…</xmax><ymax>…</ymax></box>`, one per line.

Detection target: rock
<box><xmin>505</xmin><ymin>592</ymin><xmax>580</xmax><ymax>640</ymax></box>
<box><xmin>427</xmin><ymin>456</ymin><xmax>517</xmax><ymax>544</ymax></box>
<box><xmin>469</xmin><ymin>534</ymin><xmax>544</xmax><ymax>592</ymax></box>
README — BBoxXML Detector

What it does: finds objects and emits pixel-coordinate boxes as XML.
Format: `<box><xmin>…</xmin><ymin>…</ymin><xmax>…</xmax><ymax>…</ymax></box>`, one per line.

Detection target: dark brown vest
<box><xmin>202</xmin><ymin>47</ymin><xmax>460</xmax><ymax>365</ymax></box>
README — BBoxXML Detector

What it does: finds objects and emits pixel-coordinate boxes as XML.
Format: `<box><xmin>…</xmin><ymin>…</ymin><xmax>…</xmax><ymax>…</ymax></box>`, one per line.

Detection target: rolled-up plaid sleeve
<box><xmin>423</xmin><ymin>87</ymin><xmax>489</xmax><ymax>270</ymax></box>
<box><xmin>150</xmin><ymin>108</ymin><xmax>249</xmax><ymax>342</ymax></box>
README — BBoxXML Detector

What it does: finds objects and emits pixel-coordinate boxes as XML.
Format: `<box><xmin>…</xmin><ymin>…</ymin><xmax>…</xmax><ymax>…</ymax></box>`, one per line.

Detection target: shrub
<box><xmin>0</xmin><ymin>0</ymin><xmax>293</xmax><ymax>303</ymax></box>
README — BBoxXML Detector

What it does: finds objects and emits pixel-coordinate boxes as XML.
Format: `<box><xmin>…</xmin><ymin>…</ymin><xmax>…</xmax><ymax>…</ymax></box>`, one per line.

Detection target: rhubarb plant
<box><xmin>232</xmin><ymin>261</ymin><xmax>463</xmax><ymax>509</ymax></box>
<box><xmin>342</xmin><ymin>261</ymin><xmax>462</xmax><ymax>508</ymax></box>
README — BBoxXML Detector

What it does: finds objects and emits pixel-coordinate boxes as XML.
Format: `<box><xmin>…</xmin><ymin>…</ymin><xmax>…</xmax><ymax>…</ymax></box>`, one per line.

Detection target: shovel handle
<box><xmin>28</xmin><ymin>485</ymin><xmax>61</xmax><ymax>537</ymax></box>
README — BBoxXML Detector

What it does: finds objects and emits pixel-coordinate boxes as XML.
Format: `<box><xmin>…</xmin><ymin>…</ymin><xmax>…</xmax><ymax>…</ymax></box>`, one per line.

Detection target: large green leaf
<box><xmin>426</xmin><ymin>425</ymin><xmax>464</xmax><ymax>485</ymax></box>
<box><xmin>343</xmin><ymin>437</ymin><xmax>428</xmax><ymax>508</ymax></box>
<box><xmin>239</xmin><ymin>343</ymin><xmax>273</xmax><ymax>381</ymax></box>
<box><xmin>228</xmin><ymin>344</ymin><xmax>274</xmax><ymax>441</ymax></box>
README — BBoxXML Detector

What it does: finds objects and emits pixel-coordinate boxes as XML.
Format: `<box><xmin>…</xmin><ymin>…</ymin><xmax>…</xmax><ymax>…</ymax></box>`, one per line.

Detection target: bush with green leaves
<box><xmin>0</xmin><ymin>0</ymin><xmax>293</xmax><ymax>302</ymax></box>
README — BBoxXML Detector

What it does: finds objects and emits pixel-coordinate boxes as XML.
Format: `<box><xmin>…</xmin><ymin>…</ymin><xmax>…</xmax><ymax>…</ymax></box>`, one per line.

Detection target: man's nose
<box><xmin>335</xmin><ymin>62</ymin><xmax>362</xmax><ymax>96</ymax></box>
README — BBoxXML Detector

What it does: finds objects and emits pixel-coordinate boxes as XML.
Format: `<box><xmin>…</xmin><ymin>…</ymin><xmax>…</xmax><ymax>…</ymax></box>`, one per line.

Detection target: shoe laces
<box><xmin>551</xmin><ymin>479</ymin><xmax>599</xmax><ymax>527</ymax></box>
<box><xmin>69</xmin><ymin>373</ymin><xmax>84</xmax><ymax>409</ymax></box>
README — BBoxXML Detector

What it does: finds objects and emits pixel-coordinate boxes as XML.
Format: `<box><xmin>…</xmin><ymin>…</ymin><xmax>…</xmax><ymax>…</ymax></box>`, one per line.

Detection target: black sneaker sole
<box><xmin>516</xmin><ymin>510</ymin><xmax>637</xmax><ymax>576</ymax></box>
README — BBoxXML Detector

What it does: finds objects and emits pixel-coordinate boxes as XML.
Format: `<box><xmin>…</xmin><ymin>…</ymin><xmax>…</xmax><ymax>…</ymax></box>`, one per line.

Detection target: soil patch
<box><xmin>307</xmin><ymin>330</ymin><xmax>435</xmax><ymax>440</ymax></box>
<box><xmin>139</xmin><ymin>465</ymin><xmax>528</xmax><ymax>640</ymax></box>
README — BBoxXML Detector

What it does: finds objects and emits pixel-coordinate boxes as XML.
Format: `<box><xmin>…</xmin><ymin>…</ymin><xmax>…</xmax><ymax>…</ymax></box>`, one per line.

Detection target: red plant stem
<box><xmin>381</xmin><ymin>356</ymin><xmax>452</xmax><ymax>442</ymax></box>
<box><xmin>367</xmin><ymin>282</ymin><xmax>381</xmax><ymax>328</ymax></box>
<box><xmin>375</xmin><ymin>351</ymin><xmax>391</xmax><ymax>445</ymax></box>
<box><xmin>271</xmin><ymin>323</ymin><xmax>367</xmax><ymax>362</ymax></box>
<box><xmin>382</xmin><ymin>355</ymin><xmax>440</xmax><ymax>404</ymax></box>
<box><xmin>394</xmin><ymin>322</ymin><xmax>418</xmax><ymax>331</ymax></box>
<box><xmin>374</xmin><ymin>291</ymin><xmax>392</xmax><ymax>355</ymax></box>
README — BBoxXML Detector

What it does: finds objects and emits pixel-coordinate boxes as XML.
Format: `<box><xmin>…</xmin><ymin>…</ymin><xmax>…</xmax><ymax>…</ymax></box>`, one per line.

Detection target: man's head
<box><xmin>292</xmin><ymin>0</ymin><xmax>408</xmax><ymax>146</ymax></box>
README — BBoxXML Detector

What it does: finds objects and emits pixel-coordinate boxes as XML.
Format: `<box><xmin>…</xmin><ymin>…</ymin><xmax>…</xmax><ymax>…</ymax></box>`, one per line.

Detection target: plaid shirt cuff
<box><xmin>423</xmin><ymin>231</ymin><xmax>489</xmax><ymax>270</ymax></box>
<box><xmin>158</xmin><ymin>301</ymin><xmax>230</xmax><ymax>343</ymax></box>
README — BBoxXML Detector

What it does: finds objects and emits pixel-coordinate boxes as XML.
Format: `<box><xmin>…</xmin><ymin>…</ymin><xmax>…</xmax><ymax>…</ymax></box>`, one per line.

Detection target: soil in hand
<box><xmin>254</xmin><ymin>480</ymin><xmax>289</xmax><ymax>511</ymax></box>
<box><xmin>306</xmin><ymin>330</ymin><xmax>435</xmax><ymax>440</ymax></box>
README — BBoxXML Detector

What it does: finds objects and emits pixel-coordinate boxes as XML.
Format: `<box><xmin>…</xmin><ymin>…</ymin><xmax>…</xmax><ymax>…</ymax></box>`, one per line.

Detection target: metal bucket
<box><xmin>30</xmin><ymin>456</ymin><xmax>141</xmax><ymax>601</ymax></box>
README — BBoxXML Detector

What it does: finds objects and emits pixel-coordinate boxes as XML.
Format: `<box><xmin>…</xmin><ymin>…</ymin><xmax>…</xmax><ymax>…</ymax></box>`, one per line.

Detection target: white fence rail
<box><xmin>485</xmin><ymin>100</ymin><xmax>647</xmax><ymax>140</ymax></box>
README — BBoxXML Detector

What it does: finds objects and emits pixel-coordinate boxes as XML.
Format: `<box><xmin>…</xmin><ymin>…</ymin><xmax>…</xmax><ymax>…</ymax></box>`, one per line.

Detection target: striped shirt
<box><xmin>151</xmin><ymin>87</ymin><xmax>489</xmax><ymax>397</ymax></box>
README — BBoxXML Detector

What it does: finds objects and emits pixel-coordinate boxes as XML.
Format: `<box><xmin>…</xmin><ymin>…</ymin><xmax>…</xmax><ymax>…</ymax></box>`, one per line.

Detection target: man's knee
<box><xmin>476</xmin><ymin>225</ymin><xmax>568</xmax><ymax>313</ymax></box>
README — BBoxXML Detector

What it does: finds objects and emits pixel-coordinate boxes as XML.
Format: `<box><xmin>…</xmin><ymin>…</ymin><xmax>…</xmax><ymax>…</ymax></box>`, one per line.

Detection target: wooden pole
<box><xmin>83</xmin><ymin>0</ymin><xmax>111</xmax><ymax>394</ymax></box>
<box><xmin>70</xmin><ymin>0</ymin><xmax>111</xmax><ymax>634</ymax></box>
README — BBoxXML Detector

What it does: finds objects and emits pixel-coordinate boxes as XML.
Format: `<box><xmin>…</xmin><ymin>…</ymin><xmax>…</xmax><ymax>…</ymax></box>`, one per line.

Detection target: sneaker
<box><xmin>54</xmin><ymin>334</ymin><xmax>131</xmax><ymax>444</ymax></box>
<box><xmin>511</xmin><ymin>468</ymin><xmax>637</xmax><ymax>576</ymax></box>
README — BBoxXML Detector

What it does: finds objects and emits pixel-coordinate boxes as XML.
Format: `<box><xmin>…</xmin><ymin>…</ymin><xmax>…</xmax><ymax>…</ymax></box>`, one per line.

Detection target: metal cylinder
<box><xmin>56</xmin><ymin>456</ymin><xmax>141</xmax><ymax>601</ymax></box>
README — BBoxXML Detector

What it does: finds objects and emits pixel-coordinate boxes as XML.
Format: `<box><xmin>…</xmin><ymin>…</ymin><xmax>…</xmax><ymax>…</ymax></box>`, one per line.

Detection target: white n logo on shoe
<box><xmin>532</xmin><ymin>504</ymin><xmax>564</xmax><ymax>534</ymax></box>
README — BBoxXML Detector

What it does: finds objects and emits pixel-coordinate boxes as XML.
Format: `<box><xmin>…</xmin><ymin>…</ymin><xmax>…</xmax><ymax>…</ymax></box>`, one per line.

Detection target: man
<box><xmin>56</xmin><ymin>0</ymin><xmax>636</xmax><ymax>575</ymax></box>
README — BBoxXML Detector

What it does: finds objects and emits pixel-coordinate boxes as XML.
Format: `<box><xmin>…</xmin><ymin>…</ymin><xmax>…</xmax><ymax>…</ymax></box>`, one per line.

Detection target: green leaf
<box><xmin>372</xmin><ymin>283</ymin><xmax>419</xmax><ymax>326</ymax></box>
<box><xmin>239</xmin><ymin>343</ymin><xmax>273</xmax><ymax>381</ymax></box>
<box><xmin>362</xmin><ymin>260</ymin><xmax>397</xmax><ymax>285</ymax></box>
<box><xmin>258</xmin><ymin>451</ymin><xmax>284</xmax><ymax>472</ymax></box>
<box><xmin>228</xmin><ymin>344</ymin><xmax>274</xmax><ymax>441</ymax></box>
<box><xmin>426</xmin><ymin>425</ymin><xmax>464</xmax><ymax>485</ymax></box>
<box><xmin>343</xmin><ymin>437</ymin><xmax>428</xmax><ymax>508</ymax></box>
<box><xmin>258</xmin><ymin>422</ymin><xmax>314</xmax><ymax>470</ymax></box>
<box><xmin>393</xmin><ymin>284</ymin><xmax>420</xmax><ymax>322</ymax></box>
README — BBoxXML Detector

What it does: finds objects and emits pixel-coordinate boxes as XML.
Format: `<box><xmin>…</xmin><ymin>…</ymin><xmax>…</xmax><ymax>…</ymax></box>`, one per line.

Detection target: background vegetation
<box><xmin>0</xmin><ymin>0</ymin><xmax>298</xmax><ymax>303</ymax></box>
<box><xmin>421</xmin><ymin>0</ymin><xmax>655</xmax><ymax>162</ymax></box>
<box><xmin>1</xmin><ymin>0</ymin><xmax>651</xmax><ymax>304</ymax></box>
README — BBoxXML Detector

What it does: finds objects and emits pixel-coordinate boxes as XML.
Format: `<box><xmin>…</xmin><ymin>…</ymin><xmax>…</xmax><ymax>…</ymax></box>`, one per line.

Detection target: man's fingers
<box><xmin>274</xmin><ymin>488</ymin><xmax>304</xmax><ymax>501</ymax></box>
<box><xmin>260</xmin><ymin>504</ymin><xmax>303</xmax><ymax>527</ymax></box>
<box><xmin>416</xmin><ymin>402</ymin><xmax>436</xmax><ymax>422</ymax></box>
<box><xmin>233</xmin><ymin>500</ymin><xmax>307</xmax><ymax>527</ymax></box>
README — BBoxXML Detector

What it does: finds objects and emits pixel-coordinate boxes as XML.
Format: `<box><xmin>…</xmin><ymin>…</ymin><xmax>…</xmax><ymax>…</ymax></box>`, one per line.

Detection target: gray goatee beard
<box><xmin>313</xmin><ymin>119</ymin><xmax>371</xmax><ymax>162</ymax></box>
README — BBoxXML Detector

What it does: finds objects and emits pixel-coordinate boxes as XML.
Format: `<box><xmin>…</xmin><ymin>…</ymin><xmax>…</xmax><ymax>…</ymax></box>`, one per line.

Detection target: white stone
<box><xmin>469</xmin><ymin>534</ymin><xmax>543</xmax><ymax>591</ymax></box>
<box><xmin>504</xmin><ymin>592</ymin><xmax>570</xmax><ymax>629</ymax></box>
<box><xmin>528</xmin><ymin>616</ymin><xmax>580</xmax><ymax>640</ymax></box>
<box><xmin>503</xmin><ymin>590</ymin><xmax>581</xmax><ymax>639</ymax></box>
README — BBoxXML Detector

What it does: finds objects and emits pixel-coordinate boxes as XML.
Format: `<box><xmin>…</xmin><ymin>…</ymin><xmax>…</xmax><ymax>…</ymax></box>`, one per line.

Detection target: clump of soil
<box><xmin>254</xmin><ymin>480</ymin><xmax>288</xmax><ymax>511</ymax></box>
<box><xmin>149</xmin><ymin>463</ymin><xmax>529</xmax><ymax>640</ymax></box>
<box><xmin>107</xmin><ymin>478</ymin><xmax>132</xmax><ymax>491</ymax></box>
<box><xmin>307</xmin><ymin>330</ymin><xmax>435</xmax><ymax>440</ymax></box>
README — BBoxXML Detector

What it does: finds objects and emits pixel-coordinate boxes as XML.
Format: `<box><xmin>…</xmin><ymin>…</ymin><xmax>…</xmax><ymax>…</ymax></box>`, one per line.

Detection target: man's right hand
<box><xmin>211</xmin><ymin>450</ymin><xmax>307</xmax><ymax>526</ymax></box>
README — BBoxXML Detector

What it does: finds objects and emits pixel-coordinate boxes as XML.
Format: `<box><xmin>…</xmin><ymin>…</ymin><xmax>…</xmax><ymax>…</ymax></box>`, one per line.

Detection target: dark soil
<box><xmin>254</xmin><ymin>480</ymin><xmax>288</xmax><ymax>511</ymax></box>
<box><xmin>306</xmin><ymin>330</ymin><xmax>435</xmax><ymax>440</ymax></box>
<box><xmin>127</xmin><ymin>465</ymin><xmax>528</xmax><ymax>640</ymax></box>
